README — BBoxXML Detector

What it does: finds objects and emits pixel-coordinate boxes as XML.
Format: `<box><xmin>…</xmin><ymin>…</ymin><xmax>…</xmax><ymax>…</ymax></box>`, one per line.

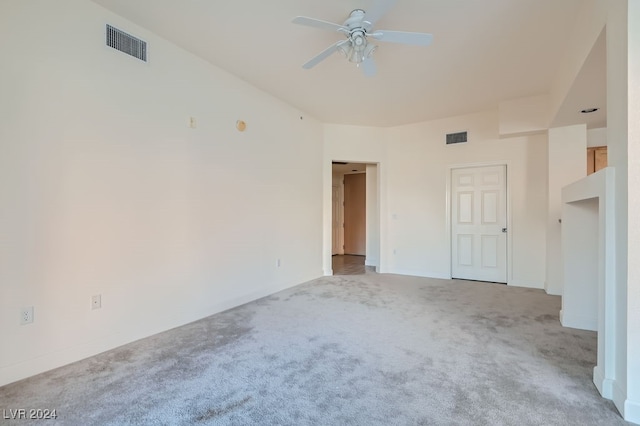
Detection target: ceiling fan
<box><xmin>292</xmin><ymin>0</ymin><xmax>433</xmax><ymax>76</ymax></box>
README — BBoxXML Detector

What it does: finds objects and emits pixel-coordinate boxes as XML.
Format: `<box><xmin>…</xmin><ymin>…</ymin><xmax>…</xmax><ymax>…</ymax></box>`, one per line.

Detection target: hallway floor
<box><xmin>332</xmin><ymin>255</ymin><xmax>366</xmax><ymax>275</ymax></box>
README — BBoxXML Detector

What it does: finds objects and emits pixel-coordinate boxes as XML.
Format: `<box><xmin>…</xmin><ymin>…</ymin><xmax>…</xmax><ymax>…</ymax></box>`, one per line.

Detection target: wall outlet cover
<box><xmin>20</xmin><ymin>306</ymin><xmax>34</xmax><ymax>325</ymax></box>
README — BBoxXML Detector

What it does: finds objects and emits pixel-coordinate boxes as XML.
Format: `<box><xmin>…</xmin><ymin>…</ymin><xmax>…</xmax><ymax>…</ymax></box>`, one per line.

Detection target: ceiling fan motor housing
<box><xmin>344</xmin><ymin>9</ymin><xmax>368</xmax><ymax>29</ymax></box>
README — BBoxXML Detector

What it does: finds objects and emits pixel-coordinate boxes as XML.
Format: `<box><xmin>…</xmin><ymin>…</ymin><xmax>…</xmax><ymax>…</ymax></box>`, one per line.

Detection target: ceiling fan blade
<box><xmin>361</xmin><ymin>57</ymin><xmax>377</xmax><ymax>77</ymax></box>
<box><xmin>370</xmin><ymin>30</ymin><xmax>433</xmax><ymax>46</ymax></box>
<box><xmin>292</xmin><ymin>16</ymin><xmax>347</xmax><ymax>32</ymax></box>
<box><xmin>302</xmin><ymin>40</ymin><xmax>348</xmax><ymax>69</ymax></box>
<box><xmin>363</xmin><ymin>0</ymin><xmax>397</xmax><ymax>28</ymax></box>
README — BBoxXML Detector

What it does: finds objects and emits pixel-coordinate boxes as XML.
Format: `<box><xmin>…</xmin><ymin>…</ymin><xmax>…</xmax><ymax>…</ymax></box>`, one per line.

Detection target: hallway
<box><xmin>332</xmin><ymin>255</ymin><xmax>366</xmax><ymax>275</ymax></box>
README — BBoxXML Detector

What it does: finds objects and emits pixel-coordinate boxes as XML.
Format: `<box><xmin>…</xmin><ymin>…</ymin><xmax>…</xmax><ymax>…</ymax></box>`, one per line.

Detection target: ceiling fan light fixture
<box><xmin>337</xmin><ymin>42</ymin><xmax>351</xmax><ymax>58</ymax></box>
<box><xmin>351</xmin><ymin>48</ymin><xmax>363</xmax><ymax>64</ymax></box>
<box><xmin>364</xmin><ymin>43</ymin><xmax>377</xmax><ymax>58</ymax></box>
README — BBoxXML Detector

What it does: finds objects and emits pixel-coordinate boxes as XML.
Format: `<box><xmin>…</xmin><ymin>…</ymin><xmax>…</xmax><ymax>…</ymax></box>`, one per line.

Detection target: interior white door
<box><xmin>451</xmin><ymin>165</ymin><xmax>507</xmax><ymax>283</ymax></box>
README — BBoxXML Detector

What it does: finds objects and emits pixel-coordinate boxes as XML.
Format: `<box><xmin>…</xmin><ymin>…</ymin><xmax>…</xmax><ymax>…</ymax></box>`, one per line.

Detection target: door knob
<box><xmin>502</xmin><ymin>228</ymin><xmax>507</xmax><ymax>233</ymax></box>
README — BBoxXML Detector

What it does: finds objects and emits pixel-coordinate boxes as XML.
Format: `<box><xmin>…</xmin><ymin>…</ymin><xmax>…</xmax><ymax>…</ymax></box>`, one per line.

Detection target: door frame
<box><xmin>446</xmin><ymin>161</ymin><xmax>512</xmax><ymax>285</ymax></box>
<box><xmin>331</xmin><ymin>183</ymin><xmax>344</xmax><ymax>255</ymax></box>
<box><xmin>323</xmin><ymin>160</ymin><xmax>383</xmax><ymax>276</ymax></box>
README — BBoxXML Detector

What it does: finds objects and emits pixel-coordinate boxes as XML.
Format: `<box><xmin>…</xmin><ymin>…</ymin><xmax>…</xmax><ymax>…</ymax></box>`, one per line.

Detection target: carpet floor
<box><xmin>0</xmin><ymin>272</ymin><xmax>629</xmax><ymax>425</ymax></box>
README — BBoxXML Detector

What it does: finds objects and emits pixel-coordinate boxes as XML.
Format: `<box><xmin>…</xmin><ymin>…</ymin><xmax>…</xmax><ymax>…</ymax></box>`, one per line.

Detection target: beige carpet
<box><xmin>0</xmin><ymin>272</ymin><xmax>629</xmax><ymax>425</ymax></box>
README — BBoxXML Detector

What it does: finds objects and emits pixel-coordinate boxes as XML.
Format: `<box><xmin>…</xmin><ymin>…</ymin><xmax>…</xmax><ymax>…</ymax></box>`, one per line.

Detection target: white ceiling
<box><xmin>551</xmin><ymin>29</ymin><xmax>607</xmax><ymax>130</ymax></box>
<box><xmin>91</xmin><ymin>0</ymin><xmax>604</xmax><ymax>128</ymax></box>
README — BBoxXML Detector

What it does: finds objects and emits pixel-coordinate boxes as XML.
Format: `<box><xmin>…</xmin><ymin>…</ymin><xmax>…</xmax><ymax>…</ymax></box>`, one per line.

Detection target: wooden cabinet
<box><xmin>587</xmin><ymin>146</ymin><xmax>607</xmax><ymax>175</ymax></box>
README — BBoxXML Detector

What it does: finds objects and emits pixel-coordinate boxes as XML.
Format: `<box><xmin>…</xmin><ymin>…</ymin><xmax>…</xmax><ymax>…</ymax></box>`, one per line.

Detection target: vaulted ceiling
<box><xmin>91</xmin><ymin>0</ymin><xmax>604</xmax><ymax>128</ymax></box>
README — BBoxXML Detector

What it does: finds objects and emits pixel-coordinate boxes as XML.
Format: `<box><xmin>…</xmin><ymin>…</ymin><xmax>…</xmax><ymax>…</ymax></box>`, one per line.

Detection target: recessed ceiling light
<box><xmin>581</xmin><ymin>108</ymin><xmax>599</xmax><ymax>114</ymax></box>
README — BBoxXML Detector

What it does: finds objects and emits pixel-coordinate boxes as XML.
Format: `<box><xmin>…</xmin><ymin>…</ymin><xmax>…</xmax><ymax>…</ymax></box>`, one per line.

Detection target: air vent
<box><xmin>106</xmin><ymin>24</ymin><xmax>147</xmax><ymax>62</ymax></box>
<box><xmin>446</xmin><ymin>131</ymin><xmax>468</xmax><ymax>145</ymax></box>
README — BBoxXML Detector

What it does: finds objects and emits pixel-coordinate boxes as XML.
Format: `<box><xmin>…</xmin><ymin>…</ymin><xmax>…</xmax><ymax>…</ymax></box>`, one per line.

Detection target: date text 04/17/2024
<box><xmin>3</xmin><ymin>409</ymin><xmax>58</xmax><ymax>420</ymax></box>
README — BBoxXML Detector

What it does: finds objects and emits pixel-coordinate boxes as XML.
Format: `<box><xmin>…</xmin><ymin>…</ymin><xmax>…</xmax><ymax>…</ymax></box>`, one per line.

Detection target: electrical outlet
<box><xmin>20</xmin><ymin>306</ymin><xmax>34</xmax><ymax>325</ymax></box>
<box><xmin>91</xmin><ymin>294</ymin><xmax>102</xmax><ymax>310</ymax></box>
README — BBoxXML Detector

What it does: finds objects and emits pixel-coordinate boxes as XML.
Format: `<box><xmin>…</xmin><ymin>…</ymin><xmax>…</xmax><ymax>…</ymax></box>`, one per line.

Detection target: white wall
<box><xmin>546</xmin><ymin>125</ymin><xmax>588</xmax><ymax>295</ymax></box>
<box><xmin>0</xmin><ymin>0</ymin><xmax>323</xmax><ymax>386</ymax></box>
<box><xmin>561</xmin><ymin>198</ymin><xmax>599</xmax><ymax>331</ymax></box>
<box><xmin>588</xmin><ymin>127</ymin><xmax>608</xmax><ymax>147</ymax></box>
<box><xmin>324</xmin><ymin>111</ymin><xmax>547</xmax><ymax>287</ymax></box>
<box><xmin>605</xmin><ymin>1</ymin><xmax>630</xmax><ymax>416</ymax></box>
<box><xmin>387</xmin><ymin>111</ymin><xmax>547</xmax><ymax>285</ymax></box>
<box><xmin>561</xmin><ymin>167</ymin><xmax>617</xmax><ymax>399</ymax></box>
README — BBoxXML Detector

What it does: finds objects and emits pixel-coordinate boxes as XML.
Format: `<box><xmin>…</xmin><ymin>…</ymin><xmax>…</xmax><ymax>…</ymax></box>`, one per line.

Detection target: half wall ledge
<box><xmin>561</xmin><ymin>166</ymin><xmax>615</xmax><ymax>401</ymax></box>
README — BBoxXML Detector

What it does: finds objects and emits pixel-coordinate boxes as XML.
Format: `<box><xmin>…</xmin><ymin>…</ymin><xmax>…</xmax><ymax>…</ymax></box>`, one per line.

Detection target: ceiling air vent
<box><xmin>106</xmin><ymin>24</ymin><xmax>147</xmax><ymax>62</ymax></box>
<box><xmin>446</xmin><ymin>131</ymin><xmax>468</xmax><ymax>145</ymax></box>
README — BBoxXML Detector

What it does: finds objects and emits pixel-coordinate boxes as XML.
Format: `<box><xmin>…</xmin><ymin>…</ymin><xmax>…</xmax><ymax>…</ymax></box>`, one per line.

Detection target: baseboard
<box><xmin>508</xmin><ymin>280</ymin><xmax>544</xmax><ymax>289</ymax></box>
<box><xmin>613</xmin><ymin>380</ymin><xmax>627</xmax><ymax>420</ymax></box>
<box><xmin>0</xmin><ymin>331</ymin><xmax>137</xmax><ymax>388</ymax></box>
<box><xmin>624</xmin><ymin>398</ymin><xmax>640</xmax><ymax>424</ymax></box>
<box><xmin>323</xmin><ymin>268</ymin><xmax>333</xmax><ymax>276</ymax></box>
<box><xmin>385</xmin><ymin>268</ymin><xmax>449</xmax><ymax>280</ymax></box>
<box><xmin>593</xmin><ymin>365</ymin><xmax>614</xmax><ymax>399</ymax></box>
<box><xmin>545</xmin><ymin>284</ymin><xmax>562</xmax><ymax>296</ymax></box>
<box><xmin>559</xmin><ymin>311</ymin><xmax>597</xmax><ymax>332</ymax></box>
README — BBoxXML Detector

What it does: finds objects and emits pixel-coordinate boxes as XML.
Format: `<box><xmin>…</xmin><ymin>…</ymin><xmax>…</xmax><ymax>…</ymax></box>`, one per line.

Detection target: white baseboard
<box><xmin>593</xmin><ymin>365</ymin><xmax>614</xmax><ymax>399</ymax></box>
<box><xmin>385</xmin><ymin>268</ymin><xmax>450</xmax><ymax>280</ymax></box>
<box><xmin>508</xmin><ymin>280</ymin><xmax>544</xmax><ymax>289</ymax></box>
<box><xmin>559</xmin><ymin>311</ymin><xmax>597</xmax><ymax>332</ymax></box>
<box><xmin>624</xmin><ymin>398</ymin><xmax>640</xmax><ymax>424</ymax></box>
<box><xmin>545</xmin><ymin>283</ymin><xmax>562</xmax><ymax>296</ymax></box>
<box><xmin>611</xmin><ymin>379</ymin><xmax>640</xmax><ymax>424</ymax></box>
<box><xmin>613</xmin><ymin>379</ymin><xmax>627</xmax><ymax>419</ymax></box>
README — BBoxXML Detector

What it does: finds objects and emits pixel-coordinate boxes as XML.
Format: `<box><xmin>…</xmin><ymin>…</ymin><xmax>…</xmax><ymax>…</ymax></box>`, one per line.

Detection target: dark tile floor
<box><xmin>332</xmin><ymin>255</ymin><xmax>366</xmax><ymax>275</ymax></box>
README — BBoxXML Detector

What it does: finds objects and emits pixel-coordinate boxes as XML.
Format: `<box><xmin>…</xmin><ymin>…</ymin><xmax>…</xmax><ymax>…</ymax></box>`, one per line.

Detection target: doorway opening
<box><xmin>331</xmin><ymin>162</ymin><xmax>378</xmax><ymax>275</ymax></box>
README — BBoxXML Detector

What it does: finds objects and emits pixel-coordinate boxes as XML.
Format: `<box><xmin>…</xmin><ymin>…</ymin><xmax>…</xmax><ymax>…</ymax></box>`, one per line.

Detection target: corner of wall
<box><xmin>498</xmin><ymin>94</ymin><xmax>552</xmax><ymax>137</ymax></box>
